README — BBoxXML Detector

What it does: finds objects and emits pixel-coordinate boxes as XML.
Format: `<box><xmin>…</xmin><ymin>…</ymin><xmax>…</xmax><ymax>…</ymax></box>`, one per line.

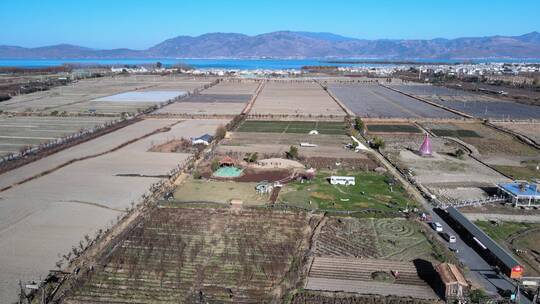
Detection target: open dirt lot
<box><xmin>172</xmin><ymin>179</ymin><xmax>270</xmax><ymax>205</ymax></box>
<box><xmin>250</xmin><ymin>81</ymin><xmax>346</xmax><ymax>117</ymax></box>
<box><xmin>0</xmin><ymin>118</ymin><xmax>226</xmax><ymax>301</ymax></box>
<box><xmin>63</xmin><ymin>207</ymin><xmax>316</xmax><ymax>303</ymax></box>
<box><xmin>218</xmin><ymin>131</ymin><xmax>369</xmax><ymax>159</ymax></box>
<box><xmin>328</xmin><ymin>84</ymin><xmax>459</xmax><ymax>119</ymax></box>
<box><xmin>0</xmin><ymin>75</ymin><xmax>213</xmax><ymax>115</ymax></box>
<box><xmin>0</xmin><ymin>115</ymin><xmax>115</xmax><ymax>156</ymax></box>
<box><xmin>389</xmin><ymin>83</ymin><xmax>540</xmax><ymax>120</ymax></box>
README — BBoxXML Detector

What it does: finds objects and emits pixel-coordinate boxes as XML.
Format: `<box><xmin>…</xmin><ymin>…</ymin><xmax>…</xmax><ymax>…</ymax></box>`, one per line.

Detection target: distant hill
<box><xmin>1</xmin><ymin>31</ymin><xmax>540</xmax><ymax>60</ymax></box>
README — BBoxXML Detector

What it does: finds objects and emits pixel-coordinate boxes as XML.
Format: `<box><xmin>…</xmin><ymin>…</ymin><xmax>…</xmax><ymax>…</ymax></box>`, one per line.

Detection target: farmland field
<box><xmin>237</xmin><ymin>120</ymin><xmax>346</xmax><ymax>135</ymax></box>
<box><xmin>430</xmin><ymin>129</ymin><xmax>481</xmax><ymax>138</ymax></box>
<box><xmin>328</xmin><ymin>84</ymin><xmax>459</xmax><ymax>118</ymax></box>
<box><xmin>366</xmin><ymin>123</ymin><xmax>422</xmax><ymax>134</ymax></box>
<box><xmin>305</xmin><ymin>257</ymin><xmax>438</xmax><ymax>299</ymax></box>
<box><xmin>64</xmin><ymin>207</ymin><xmax>316</xmax><ymax>303</ymax></box>
<box><xmin>389</xmin><ymin>84</ymin><xmax>540</xmax><ymax>120</ymax></box>
<box><xmin>0</xmin><ymin>75</ymin><xmax>213</xmax><ymax>115</ymax></box>
<box><xmin>278</xmin><ymin>170</ymin><xmax>413</xmax><ymax>215</ymax></box>
<box><xmin>250</xmin><ymin>81</ymin><xmax>346</xmax><ymax>117</ymax></box>
<box><xmin>0</xmin><ymin>115</ymin><xmax>116</xmax><ymax>157</ymax></box>
<box><xmin>218</xmin><ymin>132</ymin><xmax>367</xmax><ymax>159</ymax></box>
<box><xmin>155</xmin><ymin>80</ymin><xmax>257</xmax><ymax>115</ymax></box>
<box><xmin>314</xmin><ymin>217</ymin><xmax>433</xmax><ymax>261</ymax></box>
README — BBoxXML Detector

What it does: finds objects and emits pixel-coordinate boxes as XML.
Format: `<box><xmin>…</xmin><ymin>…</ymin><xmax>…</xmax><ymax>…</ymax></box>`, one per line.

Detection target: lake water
<box><xmin>0</xmin><ymin>58</ymin><xmax>539</xmax><ymax>70</ymax></box>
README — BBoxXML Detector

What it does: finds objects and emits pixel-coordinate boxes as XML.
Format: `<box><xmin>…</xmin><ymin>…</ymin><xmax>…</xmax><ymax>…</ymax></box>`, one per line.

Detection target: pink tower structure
<box><xmin>419</xmin><ymin>133</ymin><xmax>432</xmax><ymax>156</ymax></box>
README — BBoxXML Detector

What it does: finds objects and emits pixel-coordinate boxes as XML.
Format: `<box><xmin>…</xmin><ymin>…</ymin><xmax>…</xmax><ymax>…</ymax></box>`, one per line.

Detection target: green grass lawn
<box><xmin>278</xmin><ymin>170</ymin><xmax>413</xmax><ymax>213</ymax></box>
<box><xmin>366</xmin><ymin>124</ymin><xmax>421</xmax><ymax>133</ymax></box>
<box><xmin>237</xmin><ymin>120</ymin><xmax>346</xmax><ymax>135</ymax></box>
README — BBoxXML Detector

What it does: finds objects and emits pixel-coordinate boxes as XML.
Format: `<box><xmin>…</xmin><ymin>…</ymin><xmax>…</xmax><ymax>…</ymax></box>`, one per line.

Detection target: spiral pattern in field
<box><xmin>375</xmin><ymin>219</ymin><xmax>414</xmax><ymax>237</ymax></box>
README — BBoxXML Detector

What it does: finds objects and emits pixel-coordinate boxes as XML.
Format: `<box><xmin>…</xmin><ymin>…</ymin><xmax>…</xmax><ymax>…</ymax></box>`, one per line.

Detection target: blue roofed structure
<box><xmin>497</xmin><ymin>182</ymin><xmax>540</xmax><ymax>207</ymax></box>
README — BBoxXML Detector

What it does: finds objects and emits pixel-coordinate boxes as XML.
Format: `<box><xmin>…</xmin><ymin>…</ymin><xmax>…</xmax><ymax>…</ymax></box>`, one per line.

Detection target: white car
<box><xmin>432</xmin><ymin>222</ymin><xmax>443</xmax><ymax>232</ymax></box>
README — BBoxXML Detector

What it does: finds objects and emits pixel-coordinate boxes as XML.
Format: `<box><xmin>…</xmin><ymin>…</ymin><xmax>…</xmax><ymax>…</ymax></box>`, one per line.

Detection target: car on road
<box><xmin>431</xmin><ymin>222</ymin><xmax>443</xmax><ymax>232</ymax></box>
<box><xmin>449</xmin><ymin>247</ymin><xmax>459</xmax><ymax>253</ymax></box>
<box><xmin>440</xmin><ymin>232</ymin><xmax>457</xmax><ymax>243</ymax></box>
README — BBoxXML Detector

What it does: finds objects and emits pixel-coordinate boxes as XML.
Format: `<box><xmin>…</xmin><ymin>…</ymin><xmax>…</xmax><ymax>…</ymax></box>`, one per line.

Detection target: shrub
<box><xmin>215</xmin><ymin>125</ymin><xmax>226</xmax><ymax>140</ymax></box>
<box><xmin>286</xmin><ymin>146</ymin><xmax>299</xmax><ymax>159</ymax></box>
<box><xmin>354</xmin><ymin>117</ymin><xmax>364</xmax><ymax>132</ymax></box>
<box><xmin>370</xmin><ymin>137</ymin><xmax>385</xmax><ymax>150</ymax></box>
<box><xmin>211</xmin><ymin>159</ymin><xmax>220</xmax><ymax>172</ymax></box>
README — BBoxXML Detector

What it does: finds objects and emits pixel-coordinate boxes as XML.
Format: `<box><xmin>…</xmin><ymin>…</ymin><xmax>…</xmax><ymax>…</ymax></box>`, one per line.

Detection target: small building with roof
<box><xmin>219</xmin><ymin>156</ymin><xmax>236</xmax><ymax>167</ymax></box>
<box><xmin>435</xmin><ymin>263</ymin><xmax>469</xmax><ymax>300</ymax></box>
<box><xmin>497</xmin><ymin>181</ymin><xmax>540</xmax><ymax>207</ymax></box>
<box><xmin>191</xmin><ymin>134</ymin><xmax>213</xmax><ymax>146</ymax></box>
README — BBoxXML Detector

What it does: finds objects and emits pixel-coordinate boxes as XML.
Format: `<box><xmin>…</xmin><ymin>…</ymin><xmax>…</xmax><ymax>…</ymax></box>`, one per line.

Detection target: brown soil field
<box><xmin>62</xmin><ymin>207</ymin><xmax>317</xmax><ymax>303</ymax></box>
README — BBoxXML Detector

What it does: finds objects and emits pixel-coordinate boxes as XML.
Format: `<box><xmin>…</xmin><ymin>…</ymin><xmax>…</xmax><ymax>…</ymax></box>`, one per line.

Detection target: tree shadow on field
<box><xmin>413</xmin><ymin>258</ymin><xmax>444</xmax><ymax>299</ymax></box>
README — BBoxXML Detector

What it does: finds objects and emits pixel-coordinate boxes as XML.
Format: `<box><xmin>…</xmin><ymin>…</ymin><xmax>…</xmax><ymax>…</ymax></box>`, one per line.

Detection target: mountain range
<box><xmin>1</xmin><ymin>31</ymin><xmax>540</xmax><ymax>60</ymax></box>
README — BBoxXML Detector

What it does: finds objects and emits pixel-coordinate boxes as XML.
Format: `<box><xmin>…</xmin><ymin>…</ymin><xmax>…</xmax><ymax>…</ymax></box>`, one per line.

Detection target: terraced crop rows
<box><xmin>66</xmin><ymin>208</ymin><xmax>313</xmax><ymax>304</ymax></box>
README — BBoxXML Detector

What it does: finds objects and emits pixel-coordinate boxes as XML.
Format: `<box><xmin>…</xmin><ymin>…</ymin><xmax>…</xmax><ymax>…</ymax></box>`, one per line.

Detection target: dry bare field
<box><xmin>0</xmin><ymin>118</ymin><xmax>226</xmax><ymax>301</ymax></box>
<box><xmin>63</xmin><ymin>207</ymin><xmax>315</xmax><ymax>303</ymax></box>
<box><xmin>0</xmin><ymin>115</ymin><xmax>116</xmax><ymax>156</ymax></box>
<box><xmin>0</xmin><ymin>75</ymin><xmax>213</xmax><ymax>115</ymax></box>
<box><xmin>250</xmin><ymin>81</ymin><xmax>346</xmax><ymax>117</ymax></box>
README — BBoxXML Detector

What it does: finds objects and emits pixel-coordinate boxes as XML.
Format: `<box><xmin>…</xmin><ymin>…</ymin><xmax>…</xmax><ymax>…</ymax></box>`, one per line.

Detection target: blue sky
<box><xmin>1</xmin><ymin>0</ymin><xmax>539</xmax><ymax>49</ymax></box>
